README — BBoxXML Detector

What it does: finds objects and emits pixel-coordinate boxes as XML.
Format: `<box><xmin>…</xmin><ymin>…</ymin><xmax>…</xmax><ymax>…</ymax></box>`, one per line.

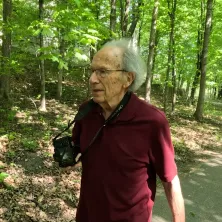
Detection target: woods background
<box><xmin>0</xmin><ymin>0</ymin><xmax>221</xmax><ymax>120</ymax></box>
<box><xmin>0</xmin><ymin>1</ymin><xmax>222</xmax><ymax>222</ymax></box>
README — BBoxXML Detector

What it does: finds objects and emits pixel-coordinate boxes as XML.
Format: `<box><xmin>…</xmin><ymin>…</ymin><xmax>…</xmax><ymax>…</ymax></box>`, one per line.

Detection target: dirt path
<box><xmin>152</xmin><ymin>148</ymin><xmax>222</xmax><ymax>222</ymax></box>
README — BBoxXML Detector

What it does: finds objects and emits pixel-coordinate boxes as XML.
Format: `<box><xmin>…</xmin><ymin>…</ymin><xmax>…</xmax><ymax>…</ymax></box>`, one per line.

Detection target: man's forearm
<box><xmin>162</xmin><ymin>175</ymin><xmax>185</xmax><ymax>222</ymax></box>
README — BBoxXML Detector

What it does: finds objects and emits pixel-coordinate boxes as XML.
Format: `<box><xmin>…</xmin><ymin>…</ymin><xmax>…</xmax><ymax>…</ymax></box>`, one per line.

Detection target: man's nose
<box><xmin>89</xmin><ymin>71</ymin><xmax>100</xmax><ymax>84</ymax></box>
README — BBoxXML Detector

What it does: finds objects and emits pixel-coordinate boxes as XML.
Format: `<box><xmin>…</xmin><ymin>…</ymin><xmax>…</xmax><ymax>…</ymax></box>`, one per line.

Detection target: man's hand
<box><xmin>162</xmin><ymin>175</ymin><xmax>185</xmax><ymax>222</ymax></box>
<box><xmin>60</xmin><ymin>161</ymin><xmax>82</xmax><ymax>173</ymax></box>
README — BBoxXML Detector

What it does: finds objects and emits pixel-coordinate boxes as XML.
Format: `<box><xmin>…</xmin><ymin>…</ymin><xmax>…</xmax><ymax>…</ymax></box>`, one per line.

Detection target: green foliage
<box><xmin>6</xmin><ymin>150</ymin><xmax>16</xmax><ymax>159</ymax></box>
<box><xmin>21</xmin><ymin>138</ymin><xmax>38</xmax><ymax>152</ymax></box>
<box><xmin>7</xmin><ymin>110</ymin><xmax>17</xmax><ymax>121</ymax></box>
<box><xmin>173</xmin><ymin>140</ymin><xmax>195</xmax><ymax>164</ymax></box>
<box><xmin>0</xmin><ymin>128</ymin><xmax>5</xmax><ymax>134</ymax></box>
<box><xmin>0</xmin><ymin>172</ymin><xmax>9</xmax><ymax>183</ymax></box>
<box><xmin>204</xmin><ymin>101</ymin><xmax>222</xmax><ymax>119</ymax></box>
<box><xmin>189</xmin><ymin>212</ymin><xmax>196</xmax><ymax>217</ymax></box>
<box><xmin>7</xmin><ymin>132</ymin><xmax>17</xmax><ymax>141</ymax></box>
<box><xmin>43</xmin><ymin>131</ymin><xmax>51</xmax><ymax>141</ymax></box>
<box><xmin>0</xmin><ymin>0</ymin><xmax>221</xmax><ymax>109</ymax></box>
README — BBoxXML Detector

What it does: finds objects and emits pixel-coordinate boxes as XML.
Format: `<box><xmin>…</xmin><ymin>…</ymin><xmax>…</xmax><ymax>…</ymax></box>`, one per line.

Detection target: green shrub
<box><xmin>21</xmin><ymin>138</ymin><xmax>38</xmax><ymax>152</ymax></box>
<box><xmin>0</xmin><ymin>172</ymin><xmax>9</xmax><ymax>183</ymax></box>
<box><xmin>6</xmin><ymin>150</ymin><xmax>16</xmax><ymax>159</ymax></box>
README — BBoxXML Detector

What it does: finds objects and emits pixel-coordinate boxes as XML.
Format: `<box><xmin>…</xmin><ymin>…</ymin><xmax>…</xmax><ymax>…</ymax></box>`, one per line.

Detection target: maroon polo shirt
<box><xmin>72</xmin><ymin>93</ymin><xmax>177</xmax><ymax>222</ymax></box>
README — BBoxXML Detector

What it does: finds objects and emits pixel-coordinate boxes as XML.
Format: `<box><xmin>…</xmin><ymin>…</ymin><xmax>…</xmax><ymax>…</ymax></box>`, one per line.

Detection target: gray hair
<box><xmin>102</xmin><ymin>38</ymin><xmax>146</xmax><ymax>92</ymax></box>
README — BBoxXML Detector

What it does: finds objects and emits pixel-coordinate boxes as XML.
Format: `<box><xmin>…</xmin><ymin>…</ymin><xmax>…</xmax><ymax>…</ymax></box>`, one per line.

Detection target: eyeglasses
<box><xmin>90</xmin><ymin>69</ymin><xmax>126</xmax><ymax>78</ymax></box>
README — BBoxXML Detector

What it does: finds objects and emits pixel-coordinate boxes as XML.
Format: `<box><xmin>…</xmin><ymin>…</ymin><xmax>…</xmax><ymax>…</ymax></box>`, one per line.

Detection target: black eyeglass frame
<box><xmin>89</xmin><ymin>69</ymin><xmax>127</xmax><ymax>77</ymax></box>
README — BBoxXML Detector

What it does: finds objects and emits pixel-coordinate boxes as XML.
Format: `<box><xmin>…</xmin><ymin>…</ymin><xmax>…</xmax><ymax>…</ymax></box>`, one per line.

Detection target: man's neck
<box><xmin>100</xmin><ymin>93</ymin><xmax>126</xmax><ymax>120</ymax></box>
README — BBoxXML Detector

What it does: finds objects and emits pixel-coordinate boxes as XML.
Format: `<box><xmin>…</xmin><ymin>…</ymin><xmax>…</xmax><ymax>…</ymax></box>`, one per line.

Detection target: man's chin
<box><xmin>92</xmin><ymin>97</ymin><xmax>104</xmax><ymax>104</ymax></box>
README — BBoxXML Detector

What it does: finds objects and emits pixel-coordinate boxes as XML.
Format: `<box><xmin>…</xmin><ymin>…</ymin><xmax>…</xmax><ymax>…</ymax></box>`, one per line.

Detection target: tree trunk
<box><xmin>122</xmin><ymin>0</ymin><xmax>130</xmax><ymax>37</ymax></box>
<box><xmin>57</xmin><ymin>69</ymin><xmax>63</xmax><ymax>100</ymax></box>
<box><xmin>138</xmin><ymin>9</ymin><xmax>145</xmax><ymax>47</ymax></box>
<box><xmin>185</xmin><ymin>80</ymin><xmax>191</xmax><ymax>101</ymax></box>
<box><xmin>194</xmin><ymin>0</ymin><xmax>214</xmax><ymax>121</ymax></box>
<box><xmin>171</xmin><ymin>0</ymin><xmax>177</xmax><ymax>113</ymax></box>
<box><xmin>178</xmin><ymin>76</ymin><xmax>185</xmax><ymax>90</ymax></box>
<box><xmin>39</xmin><ymin>0</ymin><xmax>46</xmax><ymax>111</ymax></box>
<box><xmin>190</xmin><ymin>0</ymin><xmax>205</xmax><ymax>105</ymax></box>
<box><xmin>151</xmin><ymin>29</ymin><xmax>159</xmax><ymax>84</ymax></box>
<box><xmin>164</xmin><ymin>0</ymin><xmax>177</xmax><ymax>113</ymax></box>
<box><xmin>218</xmin><ymin>86</ymin><xmax>222</xmax><ymax>99</ymax></box>
<box><xmin>57</xmin><ymin>34</ymin><xmax>65</xmax><ymax>100</ymax></box>
<box><xmin>177</xmin><ymin>68</ymin><xmax>183</xmax><ymax>91</ymax></box>
<box><xmin>127</xmin><ymin>0</ymin><xmax>142</xmax><ymax>37</ymax></box>
<box><xmin>0</xmin><ymin>0</ymin><xmax>12</xmax><ymax>100</ymax></box>
<box><xmin>95</xmin><ymin>0</ymin><xmax>100</xmax><ymax>20</ymax></box>
<box><xmin>213</xmin><ymin>87</ymin><xmax>216</xmax><ymax>98</ymax></box>
<box><xmin>190</xmin><ymin>31</ymin><xmax>202</xmax><ymax>105</ymax></box>
<box><xmin>171</xmin><ymin>35</ymin><xmax>176</xmax><ymax>113</ymax></box>
<box><xmin>145</xmin><ymin>0</ymin><xmax>159</xmax><ymax>103</ymax></box>
<box><xmin>120</xmin><ymin>0</ymin><xmax>124</xmax><ymax>37</ymax></box>
<box><xmin>110</xmin><ymin>0</ymin><xmax>116</xmax><ymax>37</ymax></box>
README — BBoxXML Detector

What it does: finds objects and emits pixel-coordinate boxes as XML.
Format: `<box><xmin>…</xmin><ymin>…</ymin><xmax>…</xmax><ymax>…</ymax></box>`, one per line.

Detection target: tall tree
<box><xmin>0</xmin><ymin>0</ymin><xmax>12</xmax><ymax>100</ymax></box>
<box><xmin>57</xmin><ymin>32</ymin><xmax>65</xmax><ymax>100</ymax></box>
<box><xmin>194</xmin><ymin>0</ymin><xmax>214</xmax><ymax>121</ymax></box>
<box><xmin>163</xmin><ymin>0</ymin><xmax>177</xmax><ymax>112</ymax></box>
<box><xmin>127</xmin><ymin>0</ymin><xmax>142</xmax><ymax>37</ymax></box>
<box><xmin>137</xmin><ymin>7</ymin><xmax>144</xmax><ymax>47</ymax></box>
<box><xmin>94</xmin><ymin>0</ymin><xmax>100</xmax><ymax>20</ymax></box>
<box><xmin>122</xmin><ymin>0</ymin><xmax>130</xmax><ymax>37</ymax></box>
<box><xmin>171</xmin><ymin>0</ymin><xmax>177</xmax><ymax>113</ymax></box>
<box><xmin>39</xmin><ymin>0</ymin><xmax>46</xmax><ymax>111</ymax></box>
<box><xmin>145</xmin><ymin>0</ymin><xmax>159</xmax><ymax>103</ymax></box>
<box><xmin>190</xmin><ymin>0</ymin><xmax>205</xmax><ymax>105</ymax></box>
<box><xmin>218</xmin><ymin>86</ymin><xmax>222</xmax><ymax>99</ymax></box>
<box><xmin>110</xmin><ymin>0</ymin><xmax>117</xmax><ymax>37</ymax></box>
<box><xmin>56</xmin><ymin>0</ymin><xmax>67</xmax><ymax>100</ymax></box>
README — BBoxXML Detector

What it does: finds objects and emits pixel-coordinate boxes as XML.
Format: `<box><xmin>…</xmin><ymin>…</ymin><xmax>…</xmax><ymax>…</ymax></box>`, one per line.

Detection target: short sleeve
<box><xmin>149</xmin><ymin>112</ymin><xmax>177</xmax><ymax>182</ymax></box>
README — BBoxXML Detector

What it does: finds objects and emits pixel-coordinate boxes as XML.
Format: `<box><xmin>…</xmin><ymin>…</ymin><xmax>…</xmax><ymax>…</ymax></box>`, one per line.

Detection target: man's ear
<box><xmin>124</xmin><ymin>72</ymin><xmax>135</xmax><ymax>88</ymax></box>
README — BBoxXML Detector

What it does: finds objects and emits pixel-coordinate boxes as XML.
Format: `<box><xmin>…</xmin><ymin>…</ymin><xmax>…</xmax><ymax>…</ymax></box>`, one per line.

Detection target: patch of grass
<box><xmin>55</xmin><ymin>114</ymin><xmax>63</xmax><ymax>123</ymax></box>
<box><xmin>43</xmin><ymin>151</ymin><xmax>53</xmax><ymax>157</ymax></box>
<box><xmin>21</xmin><ymin>126</ymin><xmax>33</xmax><ymax>133</ymax></box>
<box><xmin>7</xmin><ymin>132</ymin><xmax>17</xmax><ymax>141</ymax></box>
<box><xmin>42</xmin><ymin>131</ymin><xmax>51</xmax><ymax>141</ymax></box>
<box><xmin>7</xmin><ymin>110</ymin><xmax>17</xmax><ymax>121</ymax></box>
<box><xmin>0</xmin><ymin>172</ymin><xmax>9</xmax><ymax>183</ymax></box>
<box><xmin>38</xmin><ymin>115</ymin><xmax>46</xmax><ymax>123</ymax></box>
<box><xmin>204</xmin><ymin>102</ymin><xmax>222</xmax><ymax>120</ymax></box>
<box><xmin>216</xmin><ymin>133</ymin><xmax>222</xmax><ymax>141</ymax></box>
<box><xmin>0</xmin><ymin>165</ymin><xmax>6</xmax><ymax>169</ymax></box>
<box><xmin>0</xmin><ymin>127</ymin><xmax>5</xmax><ymax>134</ymax></box>
<box><xmin>189</xmin><ymin>211</ymin><xmax>196</xmax><ymax>217</ymax></box>
<box><xmin>21</xmin><ymin>138</ymin><xmax>39</xmax><ymax>152</ymax></box>
<box><xmin>174</xmin><ymin>141</ymin><xmax>196</xmax><ymax>164</ymax></box>
<box><xmin>5</xmin><ymin>150</ymin><xmax>16</xmax><ymax>159</ymax></box>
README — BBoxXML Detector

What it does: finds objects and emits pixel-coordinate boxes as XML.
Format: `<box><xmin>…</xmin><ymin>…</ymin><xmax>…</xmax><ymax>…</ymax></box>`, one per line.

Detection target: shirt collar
<box><xmin>92</xmin><ymin>92</ymin><xmax>138</xmax><ymax>124</ymax></box>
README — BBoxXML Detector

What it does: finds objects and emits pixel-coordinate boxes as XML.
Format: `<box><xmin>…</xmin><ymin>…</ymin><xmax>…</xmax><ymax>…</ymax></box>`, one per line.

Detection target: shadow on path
<box><xmin>152</xmin><ymin>149</ymin><xmax>222</xmax><ymax>222</ymax></box>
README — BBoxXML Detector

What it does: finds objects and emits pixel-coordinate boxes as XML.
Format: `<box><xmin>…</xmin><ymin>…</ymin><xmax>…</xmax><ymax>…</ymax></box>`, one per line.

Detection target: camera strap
<box><xmin>53</xmin><ymin>99</ymin><xmax>96</xmax><ymax>141</ymax></box>
<box><xmin>53</xmin><ymin>91</ymin><xmax>131</xmax><ymax>164</ymax></box>
<box><xmin>76</xmin><ymin>91</ymin><xmax>131</xmax><ymax>162</ymax></box>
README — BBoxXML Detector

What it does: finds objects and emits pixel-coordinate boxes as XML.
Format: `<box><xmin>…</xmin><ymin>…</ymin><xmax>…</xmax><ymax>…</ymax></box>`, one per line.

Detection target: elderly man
<box><xmin>72</xmin><ymin>39</ymin><xmax>185</xmax><ymax>222</ymax></box>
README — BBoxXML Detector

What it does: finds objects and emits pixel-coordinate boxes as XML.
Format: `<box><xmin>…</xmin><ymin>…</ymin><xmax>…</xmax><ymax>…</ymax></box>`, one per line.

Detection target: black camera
<box><xmin>52</xmin><ymin>100</ymin><xmax>95</xmax><ymax>168</ymax></box>
<box><xmin>53</xmin><ymin>136</ymin><xmax>80</xmax><ymax>167</ymax></box>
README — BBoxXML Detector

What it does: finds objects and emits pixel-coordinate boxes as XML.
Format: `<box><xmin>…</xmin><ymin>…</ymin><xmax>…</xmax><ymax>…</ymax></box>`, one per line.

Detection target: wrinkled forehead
<box><xmin>92</xmin><ymin>46</ymin><xmax>124</xmax><ymax>69</ymax></box>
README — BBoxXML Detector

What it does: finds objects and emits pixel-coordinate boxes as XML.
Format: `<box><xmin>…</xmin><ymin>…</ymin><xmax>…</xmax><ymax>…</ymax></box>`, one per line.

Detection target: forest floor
<box><xmin>0</xmin><ymin>82</ymin><xmax>222</xmax><ymax>222</ymax></box>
